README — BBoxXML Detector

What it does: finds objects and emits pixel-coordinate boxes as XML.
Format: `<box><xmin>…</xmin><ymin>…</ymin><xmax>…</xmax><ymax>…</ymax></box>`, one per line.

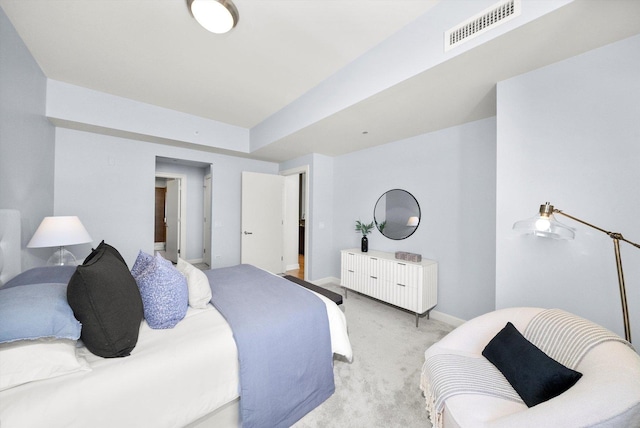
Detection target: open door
<box><xmin>241</xmin><ymin>171</ymin><xmax>284</xmax><ymax>274</ymax></box>
<box><xmin>165</xmin><ymin>179</ymin><xmax>180</xmax><ymax>263</ymax></box>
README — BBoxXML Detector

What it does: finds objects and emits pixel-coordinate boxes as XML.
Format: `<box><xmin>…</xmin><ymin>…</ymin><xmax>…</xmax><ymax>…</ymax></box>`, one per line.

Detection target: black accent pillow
<box><xmin>67</xmin><ymin>246</ymin><xmax>143</xmax><ymax>358</ymax></box>
<box><xmin>482</xmin><ymin>322</ymin><xmax>582</xmax><ymax>407</ymax></box>
<box><xmin>83</xmin><ymin>240</ymin><xmax>127</xmax><ymax>267</ymax></box>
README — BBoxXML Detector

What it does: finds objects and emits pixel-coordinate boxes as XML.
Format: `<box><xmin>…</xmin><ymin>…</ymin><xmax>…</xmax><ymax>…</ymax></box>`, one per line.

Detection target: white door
<box><xmin>203</xmin><ymin>175</ymin><xmax>212</xmax><ymax>266</ymax></box>
<box><xmin>241</xmin><ymin>171</ymin><xmax>284</xmax><ymax>274</ymax></box>
<box><xmin>165</xmin><ymin>179</ymin><xmax>180</xmax><ymax>263</ymax></box>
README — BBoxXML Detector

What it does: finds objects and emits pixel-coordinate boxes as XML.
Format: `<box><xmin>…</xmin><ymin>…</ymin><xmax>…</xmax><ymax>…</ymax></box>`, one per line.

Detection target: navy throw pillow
<box><xmin>83</xmin><ymin>240</ymin><xmax>127</xmax><ymax>267</ymax></box>
<box><xmin>67</xmin><ymin>247</ymin><xmax>143</xmax><ymax>358</ymax></box>
<box><xmin>482</xmin><ymin>322</ymin><xmax>582</xmax><ymax>407</ymax></box>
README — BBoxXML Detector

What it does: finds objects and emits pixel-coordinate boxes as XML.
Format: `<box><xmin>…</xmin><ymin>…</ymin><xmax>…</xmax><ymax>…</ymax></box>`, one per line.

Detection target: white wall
<box><xmin>54</xmin><ymin>128</ymin><xmax>278</xmax><ymax>268</ymax></box>
<box><xmin>0</xmin><ymin>8</ymin><xmax>56</xmax><ymax>269</ymax></box>
<box><xmin>47</xmin><ymin>79</ymin><xmax>249</xmax><ymax>154</ymax></box>
<box><xmin>332</xmin><ymin>118</ymin><xmax>497</xmax><ymax>321</ymax></box>
<box><xmin>496</xmin><ymin>34</ymin><xmax>640</xmax><ymax>338</ymax></box>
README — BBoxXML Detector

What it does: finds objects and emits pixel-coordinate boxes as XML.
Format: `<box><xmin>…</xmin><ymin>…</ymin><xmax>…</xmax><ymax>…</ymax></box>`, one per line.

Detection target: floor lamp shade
<box><xmin>28</xmin><ymin>216</ymin><xmax>93</xmax><ymax>265</ymax></box>
<box><xmin>513</xmin><ymin>202</ymin><xmax>639</xmax><ymax>343</ymax></box>
<box><xmin>512</xmin><ymin>203</ymin><xmax>575</xmax><ymax>239</ymax></box>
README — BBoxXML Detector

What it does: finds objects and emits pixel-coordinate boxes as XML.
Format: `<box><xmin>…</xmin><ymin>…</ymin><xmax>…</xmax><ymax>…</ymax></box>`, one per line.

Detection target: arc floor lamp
<box><xmin>513</xmin><ymin>202</ymin><xmax>640</xmax><ymax>343</ymax></box>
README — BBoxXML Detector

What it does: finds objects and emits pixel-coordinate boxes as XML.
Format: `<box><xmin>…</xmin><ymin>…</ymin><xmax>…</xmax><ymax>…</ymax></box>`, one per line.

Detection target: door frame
<box><xmin>203</xmin><ymin>173</ymin><xmax>212</xmax><ymax>267</ymax></box>
<box><xmin>280</xmin><ymin>165</ymin><xmax>310</xmax><ymax>280</ymax></box>
<box><xmin>155</xmin><ymin>172</ymin><xmax>187</xmax><ymax>260</ymax></box>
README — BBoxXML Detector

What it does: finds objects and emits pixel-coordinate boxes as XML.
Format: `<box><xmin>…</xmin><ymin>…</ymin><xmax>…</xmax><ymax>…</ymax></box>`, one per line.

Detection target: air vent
<box><xmin>444</xmin><ymin>0</ymin><xmax>521</xmax><ymax>51</ymax></box>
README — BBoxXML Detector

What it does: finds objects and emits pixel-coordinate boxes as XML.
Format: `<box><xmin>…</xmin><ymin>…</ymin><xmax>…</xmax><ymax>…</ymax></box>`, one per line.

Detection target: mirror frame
<box><xmin>373</xmin><ymin>189</ymin><xmax>421</xmax><ymax>240</ymax></box>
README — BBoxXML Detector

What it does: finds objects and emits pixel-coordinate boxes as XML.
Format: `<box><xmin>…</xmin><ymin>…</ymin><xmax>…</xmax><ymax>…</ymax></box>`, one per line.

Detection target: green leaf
<box><xmin>355</xmin><ymin>220</ymin><xmax>374</xmax><ymax>236</ymax></box>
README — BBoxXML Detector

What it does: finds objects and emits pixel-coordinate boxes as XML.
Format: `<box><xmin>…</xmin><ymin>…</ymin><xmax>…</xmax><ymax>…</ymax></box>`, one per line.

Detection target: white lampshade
<box><xmin>406</xmin><ymin>216</ymin><xmax>420</xmax><ymax>227</ymax></box>
<box><xmin>28</xmin><ymin>216</ymin><xmax>92</xmax><ymax>266</ymax></box>
<box><xmin>188</xmin><ymin>0</ymin><xmax>239</xmax><ymax>34</ymax></box>
<box><xmin>28</xmin><ymin>216</ymin><xmax>93</xmax><ymax>248</ymax></box>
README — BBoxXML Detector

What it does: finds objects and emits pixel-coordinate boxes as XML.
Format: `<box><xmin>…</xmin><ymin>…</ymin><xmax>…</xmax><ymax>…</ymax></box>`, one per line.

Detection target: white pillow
<box><xmin>0</xmin><ymin>338</ymin><xmax>90</xmax><ymax>391</ymax></box>
<box><xmin>177</xmin><ymin>258</ymin><xmax>212</xmax><ymax>309</ymax></box>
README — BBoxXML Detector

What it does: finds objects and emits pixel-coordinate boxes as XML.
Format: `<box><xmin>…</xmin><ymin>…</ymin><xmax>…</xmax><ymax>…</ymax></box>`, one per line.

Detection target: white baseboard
<box><xmin>315</xmin><ymin>276</ymin><xmax>466</xmax><ymax>326</ymax></box>
<box><xmin>285</xmin><ymin>263</ymin><xmax>300</xmax><ymax>272</ymax></box>
<box><xmin>313</xmin><ymin>276</ymin><xmax>340</xmax><ymax>286</ymax></box>
<box><xmin>187</xmin><ymin>258</ymin><xmax>203</xmax><ymax>264</ymax></box>
<box><xmin>429</xmin><ymin>310</ymin><xmax>466</xmax><ymax>327</ymax></box>
<box><xmin>154</xmin><ymin>242</ymin><xmax>165</xmax><ymax>251</ymax></box>
<box><xmin>311</xmin><ymin>276</ymin><xmax>466</xmax><ymax>328</ymax></box>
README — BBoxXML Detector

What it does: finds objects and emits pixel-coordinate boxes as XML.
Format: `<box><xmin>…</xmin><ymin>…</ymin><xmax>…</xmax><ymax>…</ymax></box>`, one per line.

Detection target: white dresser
<box><xmin>340</xmin><ymin>249</ymin><xmax>437</xmax><ymax>326</ymax></box>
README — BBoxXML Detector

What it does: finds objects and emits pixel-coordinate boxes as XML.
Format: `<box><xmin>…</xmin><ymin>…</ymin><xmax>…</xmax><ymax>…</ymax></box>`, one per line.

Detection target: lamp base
<box><xmin>47</xmin><ymin>247</ymin><xmax>78</xmax><ymax>266</ymax></box>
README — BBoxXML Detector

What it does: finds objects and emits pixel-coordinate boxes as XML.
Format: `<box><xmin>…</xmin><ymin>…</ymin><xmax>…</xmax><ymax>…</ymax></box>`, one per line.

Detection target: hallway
<box><xmin>285</xmin><ymin>254</ymin><xmax>304</xmax><ymax>280</ymax></box>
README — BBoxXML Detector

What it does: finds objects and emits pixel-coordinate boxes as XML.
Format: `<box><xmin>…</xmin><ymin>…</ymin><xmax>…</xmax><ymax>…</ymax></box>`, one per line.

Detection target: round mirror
<box><xmin>374</xmin><ymin>189</ymin><xmax>420</xmax><ymax>240</ymax></box>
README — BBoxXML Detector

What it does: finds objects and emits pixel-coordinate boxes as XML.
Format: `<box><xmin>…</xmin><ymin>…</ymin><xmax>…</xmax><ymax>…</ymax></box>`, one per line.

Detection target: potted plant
<box><xmin>355</xmin><ymin>220</ymin><xmax>374</xmax><ymax>252</ymax></box>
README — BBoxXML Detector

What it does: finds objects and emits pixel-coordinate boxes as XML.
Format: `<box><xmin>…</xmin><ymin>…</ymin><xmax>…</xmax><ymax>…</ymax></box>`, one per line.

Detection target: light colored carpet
<box><xmin>293</xmin><ymin>283</ymin><xmax>454</xmax><ymax>428</ymax></box>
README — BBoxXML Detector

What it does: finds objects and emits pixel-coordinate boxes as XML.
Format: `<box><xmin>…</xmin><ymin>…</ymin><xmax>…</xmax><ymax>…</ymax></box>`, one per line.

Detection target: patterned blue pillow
<box><xmin>131</xmin><ymin>250</ymin><xmax>154</xmax><ymax>278</ymax></box>
<box><xmin>132</xmin><ymin>253</ymin><xmax>188</xmax><ymax>329</ymax></box>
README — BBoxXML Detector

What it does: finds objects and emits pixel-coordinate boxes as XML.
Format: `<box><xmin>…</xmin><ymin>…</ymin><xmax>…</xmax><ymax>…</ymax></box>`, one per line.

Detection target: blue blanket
<box><xmin>205</xmin><ymin>264</ymin><xmax>335</xmax><ymax>428</ymax></box>
<box><xmin>2</xmin><ymin>266</ymin><xmax>76</xmax><ymax>289</ymax></box>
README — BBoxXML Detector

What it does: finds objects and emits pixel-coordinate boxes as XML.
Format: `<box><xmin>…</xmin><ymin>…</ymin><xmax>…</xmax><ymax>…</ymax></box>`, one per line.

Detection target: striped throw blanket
<box><xmin>523</xmin><ymin>309</ymin><xmax>632</xmax><ymax>369</ymax></box>
<box><xmin>421</xmin><ymin>353</ymin><xmax>522</xmax><ymax>428</ymax></box>
<box><xmin>421</xmin><ymin>309</ymin><xmax>633</xmax><ymax>428</ymax></box>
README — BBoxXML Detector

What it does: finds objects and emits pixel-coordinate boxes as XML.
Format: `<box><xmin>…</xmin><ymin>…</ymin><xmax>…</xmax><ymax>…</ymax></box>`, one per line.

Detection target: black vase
<box><xmin>361</xmin><ymin>235</ymin><xmax>368</xmax><ymax>252</ymax></box>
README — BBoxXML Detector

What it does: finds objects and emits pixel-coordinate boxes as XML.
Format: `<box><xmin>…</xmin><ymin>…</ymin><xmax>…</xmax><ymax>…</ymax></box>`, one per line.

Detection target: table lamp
<box><xmin>27</xmin><ymin>216</ymin><xmax>93</xmax><ymax>266</ymax></box>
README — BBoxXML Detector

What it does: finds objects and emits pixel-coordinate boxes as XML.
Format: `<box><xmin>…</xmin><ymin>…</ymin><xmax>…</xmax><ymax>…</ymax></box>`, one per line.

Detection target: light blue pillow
<box><xmin>132</xmin><ymin>253</ymin><xmax>188</xmax><ymax>329</ymax></box>
<box><xmin>0</xmin><ymin>283</ymin><xmax>82</xmax><ymax>343</ymax></box>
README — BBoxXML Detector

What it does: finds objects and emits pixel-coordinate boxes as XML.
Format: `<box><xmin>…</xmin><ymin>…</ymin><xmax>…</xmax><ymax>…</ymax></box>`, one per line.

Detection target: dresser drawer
<box><xmin>340</xmin><ymin>249</ymin><xmax>437</xmax><ymax>325</ymax></box>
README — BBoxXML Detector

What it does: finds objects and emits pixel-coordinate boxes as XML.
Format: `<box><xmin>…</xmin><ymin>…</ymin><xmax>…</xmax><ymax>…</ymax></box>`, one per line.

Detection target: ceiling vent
<box><xmin>445</xmin><ymin>0</ymin><xmax>521</xmax><ymax>51</ymax></box>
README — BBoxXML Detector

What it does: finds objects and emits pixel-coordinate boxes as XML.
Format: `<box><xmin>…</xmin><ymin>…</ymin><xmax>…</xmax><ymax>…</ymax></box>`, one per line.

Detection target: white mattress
<box><xmin>0</xmin><ymin>285</ymin><xmax>352</xmax><ymax>428</ymax></box>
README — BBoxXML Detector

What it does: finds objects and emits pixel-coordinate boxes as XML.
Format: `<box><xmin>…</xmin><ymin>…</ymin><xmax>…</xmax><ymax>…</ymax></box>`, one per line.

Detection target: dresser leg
<box><xmin>416</xmin><ymin>310</ymin><xmax>431</xmax><ymax>327</ymax></box>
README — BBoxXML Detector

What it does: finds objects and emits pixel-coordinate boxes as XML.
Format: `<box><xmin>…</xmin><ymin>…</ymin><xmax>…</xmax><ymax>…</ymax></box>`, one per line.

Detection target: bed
<box><xmin>0</xmin><ymin>209</ymin><xmax>352</xmax><ymax>428</ymax></box>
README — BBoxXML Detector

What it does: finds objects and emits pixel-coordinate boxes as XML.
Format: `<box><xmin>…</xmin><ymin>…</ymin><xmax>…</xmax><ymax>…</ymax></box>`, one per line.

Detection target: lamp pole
<box><xmin>554</xmin><ymin>209</ymin><xmax>639</xmax><ymax>343</ymax></box>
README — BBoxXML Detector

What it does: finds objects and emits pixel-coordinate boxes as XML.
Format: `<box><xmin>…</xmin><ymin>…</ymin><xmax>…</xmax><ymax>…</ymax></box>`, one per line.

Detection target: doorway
<box><xmin>154</xmin><ymin>173</ymin><xmax>187</xmax><ymax>263</ymax></box>
<box><xmin>203</xmin><ymin>174</ymin><xmax>212</xmax><ymax>267</ymax></box>
<box><xmin>282</xmin><ymin>166</ymin><xmax>308</xmax><ymax>280</ymax></box>
<box><xmin>154</xmin><ymin>187</ymin><xmax>167</xmax><ymax>245</ymax></box>
<box><xmin>155</xmin><ymin>157</ymin><xmax>213</xmax><ymax>266</ymax></box>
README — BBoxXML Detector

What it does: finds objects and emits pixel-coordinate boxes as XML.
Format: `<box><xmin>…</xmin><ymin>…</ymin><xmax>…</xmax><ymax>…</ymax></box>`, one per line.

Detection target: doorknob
<box><xmin>243</xmin><ymin>231</ymin><xmax>253</xmax><ymax>235</ymax></box>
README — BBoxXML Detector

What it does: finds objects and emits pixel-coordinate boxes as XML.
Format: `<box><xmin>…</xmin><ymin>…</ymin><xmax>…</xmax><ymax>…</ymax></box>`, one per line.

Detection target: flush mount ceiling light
<box><xmin>188</xmin><ymin>0</ymin><xmax>239</xmax><ymax>34</ymax></box>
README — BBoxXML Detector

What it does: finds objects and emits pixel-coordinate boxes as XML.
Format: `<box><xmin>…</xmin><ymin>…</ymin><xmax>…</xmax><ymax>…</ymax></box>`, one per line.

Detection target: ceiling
<box><xmin>2</xmin><ymin>0</ymin><xmax>640</xmax><ymax>162</ymax></box>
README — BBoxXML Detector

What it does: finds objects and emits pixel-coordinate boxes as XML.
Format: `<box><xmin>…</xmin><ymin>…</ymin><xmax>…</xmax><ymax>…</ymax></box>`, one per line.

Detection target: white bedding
<box><xmin>0</xmin><ymin>285</ymin><xmax>352</xmax><ymax>428</ymax></box>
<box><xmin>1</xmin><ymin>306</ymin><xmax>239</xmax><ymax>428</ymax></box>
<box><xmin>308</xmin><ymin>288</ymin><xmax>353</xmax><ymax>362</ymax></box>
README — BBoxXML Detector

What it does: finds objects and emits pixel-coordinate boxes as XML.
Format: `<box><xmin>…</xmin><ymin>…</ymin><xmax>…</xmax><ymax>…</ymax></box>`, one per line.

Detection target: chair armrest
<box><xmin>427</xmin><ymin>307</ymin><xmax>544</xmax><ymax>356</ymax></box>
